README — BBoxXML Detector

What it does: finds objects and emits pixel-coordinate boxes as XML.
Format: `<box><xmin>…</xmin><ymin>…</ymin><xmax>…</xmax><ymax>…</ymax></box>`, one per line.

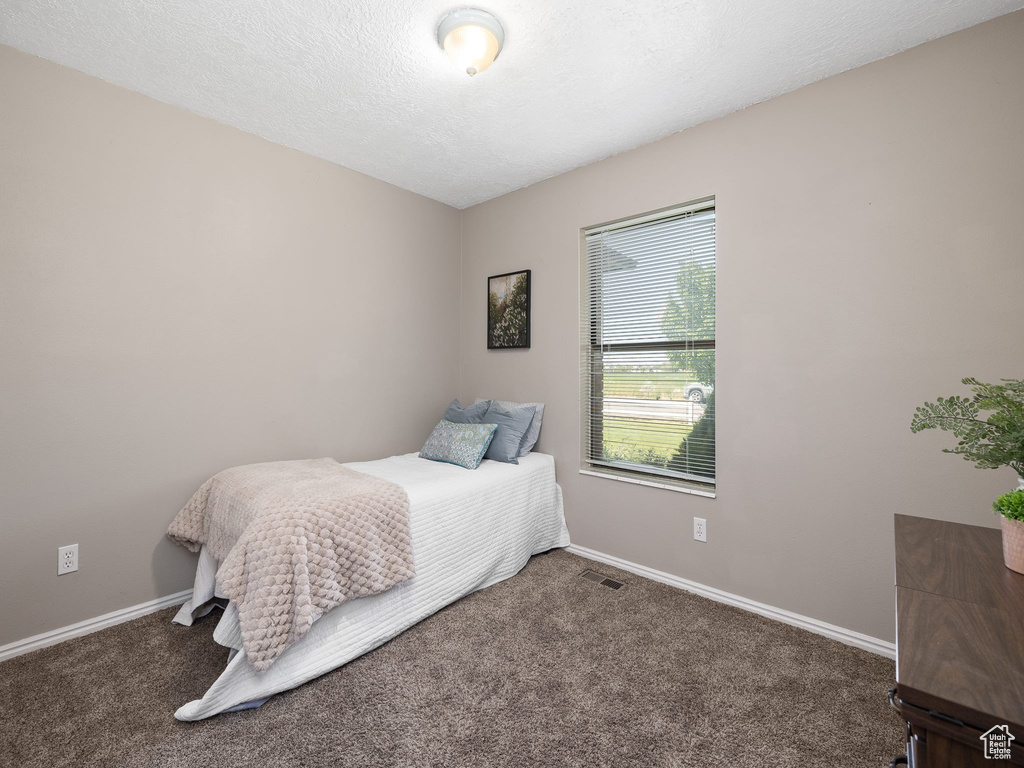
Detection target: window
<box><xmin>581</xmin><ymin>199</ymin><xmax>716</xmax><ymax>491</ymax></box>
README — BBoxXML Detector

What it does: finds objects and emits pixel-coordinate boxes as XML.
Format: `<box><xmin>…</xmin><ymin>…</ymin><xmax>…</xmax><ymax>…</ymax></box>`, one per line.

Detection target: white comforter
<box><xmin>171</xmin><ymin>452</ymin><xmax>570</xmax><ymax>721</ymax></box>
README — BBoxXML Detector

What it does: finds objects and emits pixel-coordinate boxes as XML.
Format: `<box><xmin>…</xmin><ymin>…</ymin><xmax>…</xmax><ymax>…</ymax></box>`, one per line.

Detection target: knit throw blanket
<box><xmin>168</xmin><ymin>459</ymin><xmax>414</xmax><ymax>671</ymax></box>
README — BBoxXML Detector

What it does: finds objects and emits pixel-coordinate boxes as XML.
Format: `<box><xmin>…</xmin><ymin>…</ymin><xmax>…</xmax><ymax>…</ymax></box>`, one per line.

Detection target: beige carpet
<box><xmin>0</xmin><ymin>550</ymin><xmax>902</xmax><ymax>767</ymax></box>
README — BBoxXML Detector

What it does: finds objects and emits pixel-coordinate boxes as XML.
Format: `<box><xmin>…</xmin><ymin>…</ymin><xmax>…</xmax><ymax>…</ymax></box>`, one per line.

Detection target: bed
<box><xmin>171</xmin><ymin>451</ymin><xmax>569</xmax><ymax>721</ymax></box>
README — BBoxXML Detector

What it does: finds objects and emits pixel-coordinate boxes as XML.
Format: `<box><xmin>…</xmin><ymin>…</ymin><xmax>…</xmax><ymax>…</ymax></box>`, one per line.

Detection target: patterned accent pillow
<box><xmin>419</xmin><ymin>420</ymin><xmax>498</xmax><ymax>470</ymax></box>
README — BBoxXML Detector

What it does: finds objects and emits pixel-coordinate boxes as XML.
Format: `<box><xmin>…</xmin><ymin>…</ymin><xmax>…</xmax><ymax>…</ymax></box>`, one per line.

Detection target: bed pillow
<box><xmin>419</xmin><ymin>420</ymin><xmax>497</xmax><ymax>470</ymax></box>
<box><xmin>443</xmin><ymin>398</ymin><xmax>491</xmax><ymax>424</ymax></box>
<box><xmin>480</xmin><ymin>402</ymin><xmax>537</xmax><ymax>465</ymax></box>
<box><xmin>475</xmin><ymin>398</ymin><xmax>545</xmax><ymax>456</ymax></box>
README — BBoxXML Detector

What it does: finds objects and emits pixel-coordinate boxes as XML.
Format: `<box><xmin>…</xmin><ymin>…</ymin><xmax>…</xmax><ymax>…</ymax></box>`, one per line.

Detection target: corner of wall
<box><xmin>458</xmin><ymin>208</ymin><xmax>465</xmax><ymax>402</ymax></box>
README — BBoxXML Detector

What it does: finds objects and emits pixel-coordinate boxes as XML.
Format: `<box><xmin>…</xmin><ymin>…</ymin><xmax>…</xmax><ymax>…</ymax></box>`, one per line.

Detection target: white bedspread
<box><xmin>171</xmin><ymin>452</ymin><xmax>570</xmax><ymax>721</ymax></box>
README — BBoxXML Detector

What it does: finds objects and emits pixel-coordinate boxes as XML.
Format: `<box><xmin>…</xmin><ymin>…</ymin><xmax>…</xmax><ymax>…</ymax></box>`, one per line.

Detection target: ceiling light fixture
<box><xmin>437</xmin><ymin>9</ymin><xmax>504</xmax><ymax>77</ymax></box>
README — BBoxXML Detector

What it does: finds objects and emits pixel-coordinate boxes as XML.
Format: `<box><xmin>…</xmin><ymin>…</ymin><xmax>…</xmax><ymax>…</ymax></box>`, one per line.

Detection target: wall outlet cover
<box><xmin>58</xmin><ymin>543</ymin><xmax>78</xmax><ymax>575</ymax></box>
<box><xmin>694</xmin><ymin>517</ymin><xmax>707</xmax><ymax>543</ymax></box>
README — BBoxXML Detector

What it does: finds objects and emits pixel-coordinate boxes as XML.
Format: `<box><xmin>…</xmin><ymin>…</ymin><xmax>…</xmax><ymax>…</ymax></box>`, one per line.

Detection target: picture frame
<box><xmin>487</xmin><ymin>269</ymin><xmax>531</xmax><ymax>349</ymax></box>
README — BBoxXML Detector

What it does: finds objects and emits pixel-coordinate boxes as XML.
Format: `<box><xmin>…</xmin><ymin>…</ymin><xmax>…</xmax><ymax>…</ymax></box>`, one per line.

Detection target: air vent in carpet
<box><xmin>580</xmin><ymin>569</ymin><xmax>625</xmax><ymax>590</ymax></box>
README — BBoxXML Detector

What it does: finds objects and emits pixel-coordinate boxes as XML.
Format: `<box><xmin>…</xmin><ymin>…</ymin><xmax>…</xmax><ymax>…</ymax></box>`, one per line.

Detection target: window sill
<box><xmin>579</xmin><ymin>468</ymin><xmax>716</xmax><ymax>498</ymax></box>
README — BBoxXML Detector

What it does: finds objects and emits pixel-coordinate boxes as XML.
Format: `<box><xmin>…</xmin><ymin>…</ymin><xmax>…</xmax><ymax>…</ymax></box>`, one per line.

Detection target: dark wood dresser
<box><xmin>892</xmin><ymin>514</ymin><xmax>1024</xmax><ymax>766</ymax></box>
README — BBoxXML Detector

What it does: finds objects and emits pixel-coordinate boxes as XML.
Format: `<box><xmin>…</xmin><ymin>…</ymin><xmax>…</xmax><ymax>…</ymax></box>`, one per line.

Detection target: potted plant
<box><xmin>911</xmin><ymin>377</ymin><xmax>1024</xmax><ymax>573</ymax></box>
<box><xmin>993</xmin><ymin>490</ymin><xmax>1024</xmax><ymax>574</ymax></box>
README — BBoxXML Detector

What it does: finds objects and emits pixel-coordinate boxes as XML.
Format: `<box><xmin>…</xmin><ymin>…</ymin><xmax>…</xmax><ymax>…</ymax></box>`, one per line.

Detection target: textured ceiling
<box><xmin>2</xmin><ymin>1</ymin><xmax>1021</xmax><ymax>208</ymax></box>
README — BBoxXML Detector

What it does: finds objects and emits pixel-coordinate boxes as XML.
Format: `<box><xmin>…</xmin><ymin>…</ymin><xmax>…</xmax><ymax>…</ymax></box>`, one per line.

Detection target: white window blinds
<box><xmin>581</xmin><ymin>200</ymin><xmax>716</xmax><ymax>488</ymax></box>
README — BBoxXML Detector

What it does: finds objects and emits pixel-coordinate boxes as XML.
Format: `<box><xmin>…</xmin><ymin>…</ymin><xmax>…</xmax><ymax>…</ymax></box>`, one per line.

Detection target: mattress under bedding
<box><xmin>168</xmin><ymin>459</ymin><xmax>415</xmax><ymax>672</ymax></box>
<box><xmin>171</xmin><ymin>451</ymin><xmax>570</xmax><ymax>721</ymax></box>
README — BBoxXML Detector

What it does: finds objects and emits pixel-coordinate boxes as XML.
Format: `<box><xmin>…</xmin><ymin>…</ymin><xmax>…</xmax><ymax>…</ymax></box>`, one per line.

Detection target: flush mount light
<box><xmin>437</xmin><ymin>8</ymin><xmax>504</xmax><ymax>77</ymax></box>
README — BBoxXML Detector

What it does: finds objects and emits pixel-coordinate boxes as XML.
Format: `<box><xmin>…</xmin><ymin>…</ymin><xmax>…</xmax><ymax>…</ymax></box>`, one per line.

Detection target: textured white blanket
<box><xmin>173</xmin><ymin>452</ymin><xmax>569</xmax><ymax>720</ymax></box>
<box><xmin>167</xmin><ymin>459</ymin><xmax>413</xmax><ymax>671</ymax></box>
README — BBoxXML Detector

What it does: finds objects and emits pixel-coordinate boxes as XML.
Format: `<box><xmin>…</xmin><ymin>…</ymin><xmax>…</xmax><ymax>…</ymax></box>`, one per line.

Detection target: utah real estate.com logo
<box><xmin>980</xmin><ymin>725</ymin><xmax>1015</xmax><ymax>760</ymax></box>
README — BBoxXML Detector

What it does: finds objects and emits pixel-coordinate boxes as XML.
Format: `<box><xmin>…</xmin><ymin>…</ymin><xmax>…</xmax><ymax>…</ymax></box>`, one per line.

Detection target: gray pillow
<box><xmin>444</xmin><ymin>399</ymin><xmax>491</xmax><ymax>424</ymax></box>
<box><xmin>420</xmin><ymin>420</ymin><xmax>497</xmax><ymax>470</ymax></box>
<box><xmin>475</xmin><ymin>398</ymin><xmax>545</xmax><ymax>456</ymax></box>
<box><xmin>480</xmin><ymin>402</ymin><xmax>537</xmax><ymax>464</ymax></box>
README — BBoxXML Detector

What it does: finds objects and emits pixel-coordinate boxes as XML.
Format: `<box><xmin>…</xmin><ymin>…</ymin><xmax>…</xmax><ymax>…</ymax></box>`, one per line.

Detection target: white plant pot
<box><xmin>1019</xmin><ymin>476</ymin><xmax>1024</xmax><ymax>491</ymax></box>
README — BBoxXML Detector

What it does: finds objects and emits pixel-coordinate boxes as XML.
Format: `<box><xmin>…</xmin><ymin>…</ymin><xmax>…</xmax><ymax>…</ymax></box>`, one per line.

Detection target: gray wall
<box><xmin>0</xmin><ymin>45</ymin><xmax>462</xmax><ymax>646</ymax></box>
<box><xmin>3</xmin><ymin>11</ymin><xmax>1023</xmax><ymax>650</ymax></box>
<box><xmin>459</xmin><ymin>12</ymin><xmax>1024</xmax><ymax>643</ymax></box>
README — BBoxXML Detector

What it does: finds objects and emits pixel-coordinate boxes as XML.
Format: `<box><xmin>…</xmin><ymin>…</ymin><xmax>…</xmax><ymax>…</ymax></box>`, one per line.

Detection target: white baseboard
<box><xmin>566</xmin><ymin>544</ymin><xmax>896</xmax><ymax>659</ymax></box>
<box><xmin>2</xmin><ymin>549</ymin><xmax>895</xmax><ymax>664</ymax></box>
<box><xmin>0</xmin><ymin>589</ymin><xmax>192</xmax><ymax>663</ymax></box>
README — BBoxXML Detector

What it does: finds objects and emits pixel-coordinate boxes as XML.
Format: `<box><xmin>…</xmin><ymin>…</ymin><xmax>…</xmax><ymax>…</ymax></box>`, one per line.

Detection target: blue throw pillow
<box><xmin>475</xmin><ymin>398</ymin><xmax>545</xmax><ymax>456</ymax></box>
<box><xmin>420</xmin><ymin>420</ymin><xmax>497</xmax><ymax>470</ymax></box>
<box><xmin>443</xmin><ymin>399</ymin><xmax>491</xmax><ymax>424</ymax></box>
<box><xmin>481</xmin><ymin>402</ymin><xmax>537</xmax><ymax>464</ymax></box>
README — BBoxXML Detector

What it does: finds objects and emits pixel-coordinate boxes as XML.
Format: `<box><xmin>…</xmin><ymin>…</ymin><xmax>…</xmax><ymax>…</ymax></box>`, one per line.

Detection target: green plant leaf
<box><xmin>912</xmin><ymin>379</ymin><xmax>1024</xmax><ymax>476</ymax></box>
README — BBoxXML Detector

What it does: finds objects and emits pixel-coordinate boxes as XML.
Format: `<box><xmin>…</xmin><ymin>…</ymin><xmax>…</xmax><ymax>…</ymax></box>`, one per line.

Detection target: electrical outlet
<box><xmin>693</xmin><ymin>517</ymin><xmax>707</xmax><ymax>543</ymax></box>
<box><xmin>58</xmin><ymin>544</ymin><xmax>78</xmax><ymax>575</ymax></box>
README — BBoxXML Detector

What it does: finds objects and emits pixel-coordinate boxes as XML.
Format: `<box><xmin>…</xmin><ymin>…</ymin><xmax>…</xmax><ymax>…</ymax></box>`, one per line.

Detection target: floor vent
<box><xmin>580</xmin><ymin>569</ymin><xmax>625</xmax><ymax>590</ymax></box>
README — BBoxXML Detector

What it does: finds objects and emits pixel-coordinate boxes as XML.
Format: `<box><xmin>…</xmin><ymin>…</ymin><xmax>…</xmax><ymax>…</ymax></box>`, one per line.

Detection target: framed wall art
<box><xmin>487</xmin><ymin>269</ymin><xmax>530</xmax><ymax>349</ymax></box>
